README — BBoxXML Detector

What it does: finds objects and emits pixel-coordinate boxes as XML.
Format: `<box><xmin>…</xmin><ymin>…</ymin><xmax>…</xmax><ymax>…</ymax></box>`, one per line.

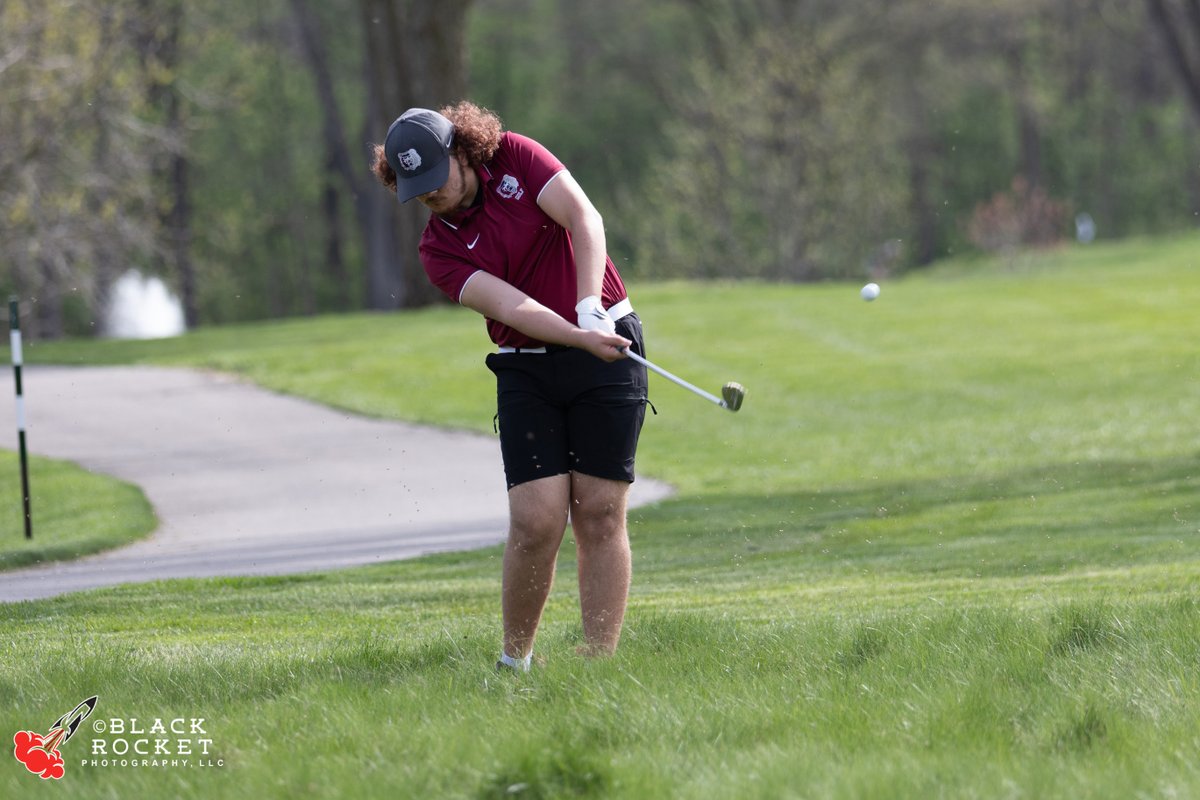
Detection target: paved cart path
<box><xmin>0</xmin><ymin>366</ymin><xmax>673</xmax><ymax>602</ymax></box>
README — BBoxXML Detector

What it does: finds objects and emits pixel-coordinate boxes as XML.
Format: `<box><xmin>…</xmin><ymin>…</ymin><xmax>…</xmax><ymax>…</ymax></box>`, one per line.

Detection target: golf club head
<box><xmin>721</xmin><ymin>382</ymin><xmax>745</xmax><ymax>412</ymax></box>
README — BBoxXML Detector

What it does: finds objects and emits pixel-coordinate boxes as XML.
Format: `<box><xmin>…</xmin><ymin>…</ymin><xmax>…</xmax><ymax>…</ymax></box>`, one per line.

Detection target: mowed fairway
<box><xmin>2</xmin><ymin>234</ymin><xmax>1198</xmax><ymax>798</ymax></box>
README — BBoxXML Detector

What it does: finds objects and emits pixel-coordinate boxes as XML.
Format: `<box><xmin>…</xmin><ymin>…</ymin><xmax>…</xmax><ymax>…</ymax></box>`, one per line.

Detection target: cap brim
<box><xmin>396</xmin><ymin>157</ymin><xmax>451</xmax><ymax>204</ymax></box>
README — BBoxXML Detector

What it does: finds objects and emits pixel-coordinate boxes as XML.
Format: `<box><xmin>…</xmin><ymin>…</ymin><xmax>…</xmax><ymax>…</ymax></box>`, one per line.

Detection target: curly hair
<box><xmin>442</xmin><ymin>101</ymin><xmax>503</xmax><ymax>167</ymax></box>
<box><xmin>370</xmin><ymin>101</ymin><xmax>504</xmax><ymax>194</ymax></box>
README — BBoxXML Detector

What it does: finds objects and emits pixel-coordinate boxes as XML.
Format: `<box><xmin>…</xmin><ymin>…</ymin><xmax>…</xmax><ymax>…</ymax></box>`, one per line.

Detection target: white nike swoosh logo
<box><xmin>467</xmin><ymin>234</ymin><xmax>481</xmax><ymax>250</ymax></box>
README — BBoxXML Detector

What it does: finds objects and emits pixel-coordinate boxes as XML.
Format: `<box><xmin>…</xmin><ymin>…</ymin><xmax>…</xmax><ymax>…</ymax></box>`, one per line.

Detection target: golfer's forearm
<box><xmin>505</xmin><ymin>300</ymin><xmax>594</xmax><ymax>348</ymax></box>
<box><xmin>569</xmin><ymin>209</ymin><xmax>608</xmax><ymax>303</ymax></box>
<box><xmin>461</xmin><ymin>272</ymin><xmax>589</xmax><ymax>348</ymax></box>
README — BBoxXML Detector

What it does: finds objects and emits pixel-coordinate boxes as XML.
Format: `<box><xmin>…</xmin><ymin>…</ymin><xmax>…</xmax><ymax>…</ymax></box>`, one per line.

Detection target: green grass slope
<box><xmin>3</xmin><ymin>233</ymin><xmax>1198</xmax><ymax>798</ymax></box>
<box><xmin>0</xmin><ymin>452</ymin><xmax>155</xmax><ymax>570</ymax></box>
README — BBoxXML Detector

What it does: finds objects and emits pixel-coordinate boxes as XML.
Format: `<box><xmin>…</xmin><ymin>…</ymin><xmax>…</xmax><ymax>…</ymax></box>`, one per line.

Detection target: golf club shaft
<box><xmin>621</xmin><ymin>348</ymin><xmax>726</xmax><ymax>407</ymax></box>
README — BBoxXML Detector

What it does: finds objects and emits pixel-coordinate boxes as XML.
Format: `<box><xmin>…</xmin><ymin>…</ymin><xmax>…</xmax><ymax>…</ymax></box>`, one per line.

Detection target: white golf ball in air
<box><xmin>861</xmin><ymin>282</ymin><xmax>881</xmax><ymax>301</ymax></box>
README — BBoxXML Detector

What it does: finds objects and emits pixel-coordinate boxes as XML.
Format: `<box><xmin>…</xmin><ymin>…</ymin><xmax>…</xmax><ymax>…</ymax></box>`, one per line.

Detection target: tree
<box><xmin>635</xmin><ymin>1</ymin><xmax>914</xmax><ymax>278</ymax></box>
<box><xmin>5</xmin><ymin>0</ymin><xmax>1198</xmax><ymax>335</ymax></box>
<box><xmin>289</xmin><ymin>0</ymin><xmax>363</xmax><ymax>311</ymax></box>
<box><xmin>132</xmin><ymin>0</ymin><xmax>196</xmax><ymax>328</ymax></box>
<box><xmin>360</xmin><ymin>0</ymin><xmax>473</xmax><ymax>309</ymax></box>
<box><xmin>0</xmin><ymin>1</ymin><xmax>163</xmax><ymax>338</ymax></box>
<box><xmin>291</xmin><ymin>0</ymin><xmax>473</xmax><ymax>311</ymax></box>
<box><xmin>1146</xmin><ymin>0</ymin><xmax>1200</xmax><ymax>123</ymax></box>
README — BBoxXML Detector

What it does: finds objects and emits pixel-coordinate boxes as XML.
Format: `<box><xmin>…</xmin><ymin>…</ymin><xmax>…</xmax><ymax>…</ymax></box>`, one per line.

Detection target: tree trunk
<box><xmin>359</xmin><ymin>0</ymin><xmax>408</xmax><ymax>309</ymax></box>
<box><xmin>1008</xmin><ymin>46</ymin><xmax>1043</xmax><ymax>190</ymax></box>
<box><xmin>904</xmin><ymin>79</ymin><xmax>940</xmax><ymax>266</ymax></box>
<box><xmin>134</xmin><ymin>0</ymin><xmax>196</xmax><ymax>328</ymax></box>
<box><xmin>169</xmin><ymin>133</ymin><xmax>196</xmax><ymax>328</ymax></box>
<box><xmin>297</xmin><ymin>0</ymin><xmax>472</xmax><ymax>310</ymax></box>
<box><xmin>321</xmin><ymin>165</ymin><xmax>351</xmax><ymax>310</ymax></box>
<box><xmin>1146</xmin><ymin>0</ymin><xmax>1200</xmax><ymax>123</ymax></box>
<box><xmin>262</xmin><ymin>0</ymin><xmax>311</xmax><ymax>316</ymax></box>
<box><xmin>89</xmin><ymin>5</ymin><xmax>121</xmax><ymax>331</ymax></box>
<box><xmin>36</xmin><ymin>257</ymin><xmax>65</xmax><ymax>340</ymax></box>
<box><xmin>359</xmin><ymin>0</ymin><xmax>474</xmax><ymax>309</ymax></box>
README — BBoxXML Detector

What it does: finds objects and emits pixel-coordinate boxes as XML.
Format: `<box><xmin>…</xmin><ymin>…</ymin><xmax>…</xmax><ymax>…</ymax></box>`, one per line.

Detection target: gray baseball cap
<box><xmin>384</xmin><ymin>108</ymin><xmax>455</xmax><ymax>203</ymax></box>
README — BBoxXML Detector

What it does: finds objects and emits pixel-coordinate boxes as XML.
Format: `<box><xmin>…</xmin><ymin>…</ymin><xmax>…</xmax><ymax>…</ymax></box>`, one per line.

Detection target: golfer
<box><xmin>371</xmin><ymin>102</ymin><xmax>649</xmax><ymax>669</ymax></box>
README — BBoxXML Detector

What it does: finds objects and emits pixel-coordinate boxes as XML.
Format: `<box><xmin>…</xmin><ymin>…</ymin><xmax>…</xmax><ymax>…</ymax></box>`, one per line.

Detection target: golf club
<box><xmin>621</xmin><ymin>348</ymin><xmax>745</xmax><ymax>412</ymax></box>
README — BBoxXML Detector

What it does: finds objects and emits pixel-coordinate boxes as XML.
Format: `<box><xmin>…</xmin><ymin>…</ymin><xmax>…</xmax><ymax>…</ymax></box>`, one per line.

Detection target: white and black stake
<box><xmin>9</xmin><ymin>297</ymin><xmax>31</xmax><ymax>539</ymax></box>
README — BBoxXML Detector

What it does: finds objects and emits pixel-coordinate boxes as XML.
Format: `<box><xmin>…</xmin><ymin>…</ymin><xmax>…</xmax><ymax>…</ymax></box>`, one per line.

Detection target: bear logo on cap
<box><xmin>398</xmin><ymin>148</ymin><xmax>422</xmax><ymax>172</ymax></box>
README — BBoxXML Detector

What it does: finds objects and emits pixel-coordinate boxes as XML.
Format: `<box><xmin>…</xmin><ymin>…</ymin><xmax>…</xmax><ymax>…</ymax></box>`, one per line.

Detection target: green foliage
<box><xmin>635</xmin><ymin>21</ymin><xmax>909</xmax><ymax>280</ymax></box>
<box><xmin>4</xmin><ymin>0</ymin><xmax>1200</xmax><ymax>332</ymax></box>
<box><xmin>182</xmin><ymin>0</ymin><xmax>368</xmax><ymax>322</ymax></box>
<box><xmin>468</xmin><ymin>0</ymin><xmax>704</xmax><ymax>262</ymax></box>
<box><xmin>0</xmin><ymin>1</ymin><xmax>160</xmax><ymax>337</ymax></box>
<box><xmin>472</xmin><ymin>0</ymin><xmax>1200</xmax><ymax>281</ymax></box>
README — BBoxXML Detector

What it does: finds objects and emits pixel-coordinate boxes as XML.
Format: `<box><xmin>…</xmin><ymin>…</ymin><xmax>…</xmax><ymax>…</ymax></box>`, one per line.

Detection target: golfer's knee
<box><xmin>508</xmin><ymin>514</ymin><xmax>564</xmax><ymax>555</ymax></box>
<box><xmin>571</xmin><ymin>498</ymin><xmax>625</xmax><ymax>543</ymax></box>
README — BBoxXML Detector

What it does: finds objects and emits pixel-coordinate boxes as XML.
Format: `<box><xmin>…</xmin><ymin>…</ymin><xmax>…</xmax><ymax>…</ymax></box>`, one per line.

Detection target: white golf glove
<box><xmin>575</xmin><ymin>295</ymin><xmax>616</xmax><ymax>334</ymax></box>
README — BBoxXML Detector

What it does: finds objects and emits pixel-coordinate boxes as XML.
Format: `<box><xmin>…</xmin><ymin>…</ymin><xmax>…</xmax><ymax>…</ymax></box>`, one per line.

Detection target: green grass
<box><xmin>2</xmin><ymin>233</ymin><xmax>1199</xmax><ymax>798</ymax></box>
<box><xmin>0</xmin><ymin>451</ymin><xmax>155</xmax><ymax>570</ymax></box>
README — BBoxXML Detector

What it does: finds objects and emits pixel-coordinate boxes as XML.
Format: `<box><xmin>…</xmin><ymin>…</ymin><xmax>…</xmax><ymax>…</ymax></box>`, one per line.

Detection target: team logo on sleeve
<box><xmin>497</xmin><ymin>175</ymin><xmax>524</xmax><ymax>200</ymax></box>
<box><xmin>398</xmin><ymin>148</ymin><xmax>422</xmax><ymax>172</ymax></box>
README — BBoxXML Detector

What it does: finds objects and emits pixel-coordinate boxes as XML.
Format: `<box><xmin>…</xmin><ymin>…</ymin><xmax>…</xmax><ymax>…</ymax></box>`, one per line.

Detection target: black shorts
<box><xmin>485</xmin><ymin>313</ymin><xmax>649</xmax><ymax>490</ymax></box>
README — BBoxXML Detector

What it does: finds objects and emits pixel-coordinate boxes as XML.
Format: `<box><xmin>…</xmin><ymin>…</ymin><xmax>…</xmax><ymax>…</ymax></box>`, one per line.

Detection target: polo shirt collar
<box><xmin>436</xmin><ymin>163</ymin><xmax>493</xmax><ymax>229</ymax></box>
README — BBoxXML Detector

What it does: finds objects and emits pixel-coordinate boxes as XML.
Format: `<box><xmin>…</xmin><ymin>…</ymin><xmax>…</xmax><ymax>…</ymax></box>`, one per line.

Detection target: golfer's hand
<box><xmin>575</xmin><ymin>295</ymin><xmax>617</xmax><ymax>334</ymax></box>
<box><xmin>577</xmin><ymin>329</ymin><xmax>630</xmax><ymax>362</ymax></box>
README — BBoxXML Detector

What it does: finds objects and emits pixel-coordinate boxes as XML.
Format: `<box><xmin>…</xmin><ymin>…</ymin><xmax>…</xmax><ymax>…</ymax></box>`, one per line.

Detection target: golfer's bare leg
<box><xmin>502</xmin><ymin>474</ymin><xmax>570</xmax><ymax>659</ymax></box>
<box><xmin>569</xmin><ymin>472</ymin><xmax>632</xmax><ymax>656</ymax></box>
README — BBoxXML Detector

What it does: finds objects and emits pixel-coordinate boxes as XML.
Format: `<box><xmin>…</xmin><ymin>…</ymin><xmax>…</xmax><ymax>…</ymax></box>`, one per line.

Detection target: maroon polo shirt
<box><xmin>419</xmin><ymin>132</ymin><xmax>629</xmax><ymax>349</ymax></box>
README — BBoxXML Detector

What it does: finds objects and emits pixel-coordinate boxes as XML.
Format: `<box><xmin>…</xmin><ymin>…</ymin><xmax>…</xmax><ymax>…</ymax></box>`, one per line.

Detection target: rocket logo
<box><xmin>13</xmin><ymin>696</ymin><xmax>97</xmax><ymax>780</ymax></box>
